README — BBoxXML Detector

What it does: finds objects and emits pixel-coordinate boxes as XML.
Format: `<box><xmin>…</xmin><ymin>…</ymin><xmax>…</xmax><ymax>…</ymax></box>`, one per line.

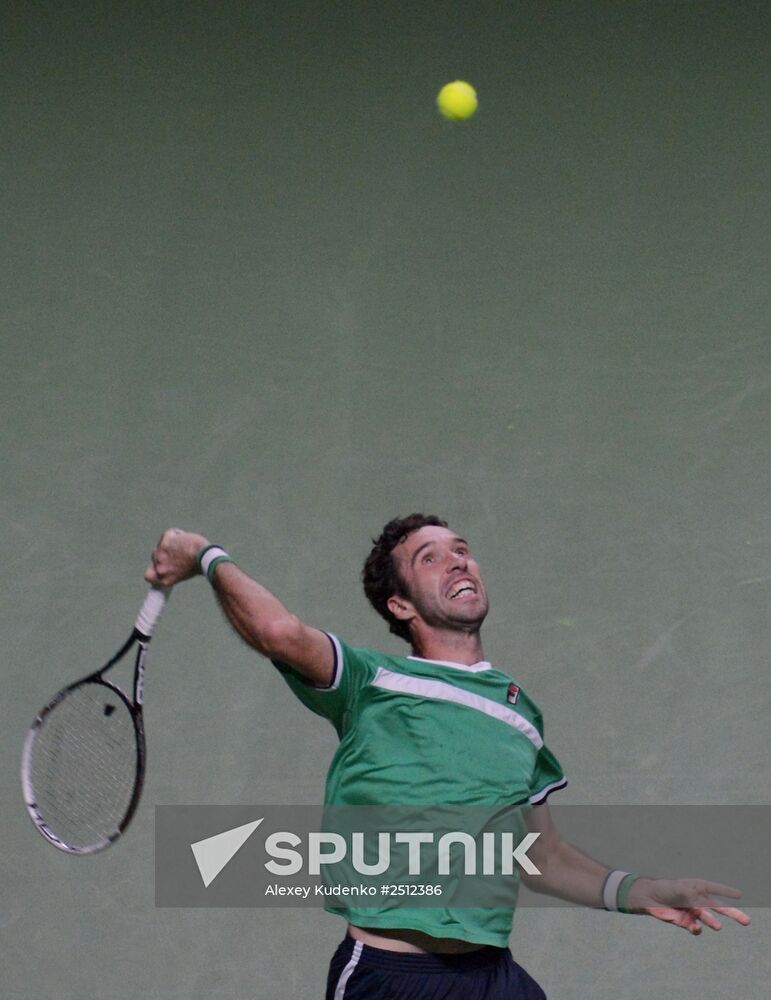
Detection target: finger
<box><xmin>701</xmin><ymin>882</ymin><xmax>742</xmax><ymax>900</ymax></box>
<box><xmin>678</xmin><ymin>910</ymin><xmax>701</xmax><ymax>936</ymax></box>
<box><xmin>695</xmin><ymin>909</ymin><xmax>722</xmax><ymax>932</ymax></box>
<box><xmin>652</xmin><ymin>908</ymin><xmax>697</xmax><ymax>932</ymax></box>
<box><xmin>711</xmin><ymin>906</ymin><xmax>751</xmax><ymax>926</ymax></box>
<box><xmin>667</xmin><ymin>910</ymin><xmax>701</xmax><ymax>934</ymax></box>
<box><xmin>144</xmin><ymin>563</ymin><xmax>159</xmax><ymax>584</ymax></box>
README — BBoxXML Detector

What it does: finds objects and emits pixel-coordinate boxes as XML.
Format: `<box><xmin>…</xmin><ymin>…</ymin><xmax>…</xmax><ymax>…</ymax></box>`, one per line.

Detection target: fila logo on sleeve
<box><xmin>506</xmin><ymin>683</ymin><xmax>520</xmax><ymax>705</ymax></box>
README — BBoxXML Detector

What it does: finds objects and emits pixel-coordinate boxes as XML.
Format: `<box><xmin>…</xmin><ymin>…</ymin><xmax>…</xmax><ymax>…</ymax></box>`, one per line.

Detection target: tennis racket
<box><xmin>21</xmin><ymin>585</ymin><xmax>171</xmax><ymax>855</ymax></box>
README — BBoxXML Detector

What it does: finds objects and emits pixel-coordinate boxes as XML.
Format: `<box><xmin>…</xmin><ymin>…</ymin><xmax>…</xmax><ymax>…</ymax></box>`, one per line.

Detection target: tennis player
<box><xmin>146</xmin><ymin>515</ymin><xmax>750</xmax><ymax>999</ymax></box>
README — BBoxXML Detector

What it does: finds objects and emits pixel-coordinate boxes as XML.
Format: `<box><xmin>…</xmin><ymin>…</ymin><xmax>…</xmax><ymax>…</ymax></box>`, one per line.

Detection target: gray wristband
<box><xmin>602</xmin><ymin>869</ymin><xmax>631</xmax><ymax>911</ymax></box>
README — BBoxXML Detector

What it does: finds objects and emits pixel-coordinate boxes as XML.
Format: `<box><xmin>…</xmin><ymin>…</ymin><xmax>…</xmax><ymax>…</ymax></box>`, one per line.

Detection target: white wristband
<box><xmin>199</xmin><ymin>545</ymin><xmax>230</xmax><ymax>580</ymax></box>
<box><xmin>602</xmin><ymin>869</ymin><xmax>630</xmax><ymax>911</ymax></box>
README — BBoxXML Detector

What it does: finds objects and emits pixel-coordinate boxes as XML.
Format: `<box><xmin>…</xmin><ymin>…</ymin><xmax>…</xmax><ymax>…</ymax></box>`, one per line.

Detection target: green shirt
<box><xmin>273</xmin><ymin>633</ymin><xmax>566</xmax><ymax>947</ymax></box>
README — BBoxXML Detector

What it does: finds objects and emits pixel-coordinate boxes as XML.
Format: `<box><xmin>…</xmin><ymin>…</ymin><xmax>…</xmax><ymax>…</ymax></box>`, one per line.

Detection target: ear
<box><xmin>387</xmin><ymin>593</ymin><xmax>414</xmax><ymax>623</ymax></box>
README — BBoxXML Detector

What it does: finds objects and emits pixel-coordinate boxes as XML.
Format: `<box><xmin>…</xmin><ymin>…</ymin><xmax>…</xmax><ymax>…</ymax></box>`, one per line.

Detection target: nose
<box><xmin>448</xmin><ymin>548</ymin><xmax>468</xmax><ymax>571</ymax></box>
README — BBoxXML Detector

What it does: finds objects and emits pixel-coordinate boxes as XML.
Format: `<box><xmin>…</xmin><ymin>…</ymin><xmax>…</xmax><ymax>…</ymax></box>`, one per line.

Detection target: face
<box><xmin>388</xmin><ymin>525</ymin><xmax>489</xmax><ymax>635</ymax></box>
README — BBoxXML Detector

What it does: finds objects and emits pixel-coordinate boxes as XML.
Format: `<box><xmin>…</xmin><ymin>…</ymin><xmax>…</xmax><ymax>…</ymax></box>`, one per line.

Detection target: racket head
<box><xmin>21</xmin><ymin>675</ymin><xmax>146</xmax><ymax>855</ymax></box>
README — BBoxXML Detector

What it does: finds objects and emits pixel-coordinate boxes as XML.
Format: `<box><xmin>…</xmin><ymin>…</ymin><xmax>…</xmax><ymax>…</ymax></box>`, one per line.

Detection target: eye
<box><xmin>422</xmin><ymin>553</ymin><xmax>435</xmax><ymax>564</ymax></box>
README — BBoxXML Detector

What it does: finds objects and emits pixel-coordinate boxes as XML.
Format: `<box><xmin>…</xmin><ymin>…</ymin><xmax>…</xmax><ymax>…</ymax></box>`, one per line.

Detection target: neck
<box><xmin>411</xmin><ymin>627</ymin><xmax>485</xmax><ymax>666</ymax></box>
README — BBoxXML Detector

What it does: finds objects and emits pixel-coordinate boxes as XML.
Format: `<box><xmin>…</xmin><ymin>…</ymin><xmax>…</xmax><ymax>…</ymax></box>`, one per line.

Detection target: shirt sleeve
<box><xmin>529</xmin><ymin>743</ymin><xmax>568</xmax><ymax>805</ymax></box>
<box><xmin>271</xmin><ymin>634</ymin><xmax>376</xmax><ymax>735</ymax></box>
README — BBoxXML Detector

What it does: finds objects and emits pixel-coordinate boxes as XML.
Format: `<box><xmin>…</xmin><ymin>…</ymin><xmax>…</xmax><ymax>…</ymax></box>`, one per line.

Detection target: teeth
<box><xmin>450</xmin><ymin>582</ymin><xmax>475</xmax><ymax>599</ymax></box>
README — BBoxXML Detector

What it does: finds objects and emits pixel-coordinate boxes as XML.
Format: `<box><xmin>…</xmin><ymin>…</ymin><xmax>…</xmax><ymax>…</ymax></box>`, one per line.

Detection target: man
<box><xmin>146</xmin><ymin>515</ymin><xmax>749</xmax><ymax>999</ymax></box>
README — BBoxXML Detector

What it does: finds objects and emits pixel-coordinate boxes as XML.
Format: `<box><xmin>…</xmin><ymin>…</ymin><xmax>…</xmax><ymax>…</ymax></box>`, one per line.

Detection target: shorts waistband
<box><xmin>340</xmin><ymin>935</ymin><xmax>508</xmax><ymax>974</ymax></box>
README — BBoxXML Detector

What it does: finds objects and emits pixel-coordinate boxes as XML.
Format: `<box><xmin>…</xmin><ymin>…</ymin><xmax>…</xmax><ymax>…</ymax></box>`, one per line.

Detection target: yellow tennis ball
<box><xmin>436</xmin><ymin>80</ymin><xmax>478</xmax><ymax>120</ymax></box>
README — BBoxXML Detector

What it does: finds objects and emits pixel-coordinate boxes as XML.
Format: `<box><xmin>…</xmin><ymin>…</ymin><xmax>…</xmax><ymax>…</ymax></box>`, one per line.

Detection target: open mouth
<box><xmin>448</xmin><ymin>579</ymin><xmax>477</xmax><ymax>600</ymax></box>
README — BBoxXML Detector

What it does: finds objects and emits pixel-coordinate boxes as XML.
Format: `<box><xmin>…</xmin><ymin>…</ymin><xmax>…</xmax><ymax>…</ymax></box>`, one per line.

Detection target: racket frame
<box><xmin>21</xmin><ymin>586</ymin><xmax>169</xmax><ymax>855</ymax></box>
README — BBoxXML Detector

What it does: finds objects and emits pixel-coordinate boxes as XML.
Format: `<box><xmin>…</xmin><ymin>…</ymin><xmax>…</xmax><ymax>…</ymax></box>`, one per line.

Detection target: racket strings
<box><xmin>28</xmin><ymin>683</ymin><xmax>139</xmax><ymax>849</ymax></box>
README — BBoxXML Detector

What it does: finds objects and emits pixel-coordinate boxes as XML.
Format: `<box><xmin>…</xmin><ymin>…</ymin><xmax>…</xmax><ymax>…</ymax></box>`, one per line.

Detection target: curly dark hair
<box><xmin>362</xmin><ymin>513</ymin><xmax>448</xmax><ymax>644</ymax></box>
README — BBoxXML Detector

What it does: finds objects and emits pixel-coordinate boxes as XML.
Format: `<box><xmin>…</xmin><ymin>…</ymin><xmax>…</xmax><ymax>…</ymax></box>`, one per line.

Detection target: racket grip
<box><xmin>135</xmin><ymin>585</ymin><xmax>172</xmax><ymax>639</ymax></box>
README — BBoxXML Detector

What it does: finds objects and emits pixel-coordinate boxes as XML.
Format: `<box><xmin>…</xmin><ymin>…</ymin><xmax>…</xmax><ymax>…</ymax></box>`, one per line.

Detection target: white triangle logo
<box><xmin>190</xmin><ymin>818</ymin><xmax>264</xmax><ymax>888</ymax></box>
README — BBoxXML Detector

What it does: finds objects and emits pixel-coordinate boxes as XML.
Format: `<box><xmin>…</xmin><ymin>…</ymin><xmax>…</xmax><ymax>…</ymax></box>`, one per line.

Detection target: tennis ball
<box><xmin>436</xmin><ymin>80</ymin><xmax>478</xmax><ymax>120</ymax></box>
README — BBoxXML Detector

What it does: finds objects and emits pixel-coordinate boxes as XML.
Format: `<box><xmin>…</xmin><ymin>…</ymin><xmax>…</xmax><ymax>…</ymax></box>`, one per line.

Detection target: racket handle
<box><xmin>135</xmin><ymin>585</ymin><xmax>172</xmax><ymax>639</ymax></box>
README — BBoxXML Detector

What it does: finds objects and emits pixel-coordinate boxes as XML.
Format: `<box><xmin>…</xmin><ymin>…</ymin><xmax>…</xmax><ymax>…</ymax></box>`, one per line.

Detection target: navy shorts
<box><xmin>325</xmin><ymin>936</ymin><xmax>547</xmax><ymax>1000</ymax></box>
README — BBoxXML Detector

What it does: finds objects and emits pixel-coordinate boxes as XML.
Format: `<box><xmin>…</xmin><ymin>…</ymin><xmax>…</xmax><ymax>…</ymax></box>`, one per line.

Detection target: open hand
<box><xmin>629</xmin><ymin>877</ymin><xmax>751</xmax><ymax>935</ymax></box>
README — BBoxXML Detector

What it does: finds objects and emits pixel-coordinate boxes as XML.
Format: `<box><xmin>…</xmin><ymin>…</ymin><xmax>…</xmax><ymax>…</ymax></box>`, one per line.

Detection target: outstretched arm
<box><xmin>144</xmin><ymin>528</ymin><xmax>335</xmax><ymax>687</ymax></box>
<box><xmin>522</xmin><ymin>803</ymin><xmax>751</xmax><ymax>935</ymax></box>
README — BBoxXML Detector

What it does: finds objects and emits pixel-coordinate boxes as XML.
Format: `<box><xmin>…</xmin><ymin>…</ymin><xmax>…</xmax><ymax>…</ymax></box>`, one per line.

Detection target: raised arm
<box><xmin>144</xmin><ymin>528</ymin><xmax>335</xmax><ymax>687</ymax></box>
<box><xmin>522</xmin><ymin>803</ymin><xmax>750</xmax><ymax>935</ymax></box>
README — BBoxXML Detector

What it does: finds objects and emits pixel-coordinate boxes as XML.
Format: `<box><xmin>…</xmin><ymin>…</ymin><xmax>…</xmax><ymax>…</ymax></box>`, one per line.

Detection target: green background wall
<box><xmin>2</xmin><ymin>2</ymin><xmax>768</xmax><ymax>997</ymax></box>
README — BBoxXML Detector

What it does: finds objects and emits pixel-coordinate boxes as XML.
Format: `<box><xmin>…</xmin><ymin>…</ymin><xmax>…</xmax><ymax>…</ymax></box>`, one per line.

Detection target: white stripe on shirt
<box><xmin>371</xmin><ymin>667</ymin><xmax>544</xmax><ymax>750</ymax></box>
